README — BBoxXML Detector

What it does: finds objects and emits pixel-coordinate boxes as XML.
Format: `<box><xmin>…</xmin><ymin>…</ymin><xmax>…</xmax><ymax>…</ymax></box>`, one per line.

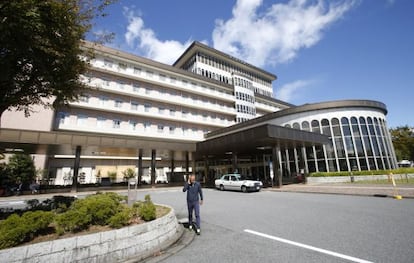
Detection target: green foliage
<box><xmin>107</xmin><ymin>171</ymin><xmax>117</xmax><ymax>181</ymax></box>
<box><xmin>107</xmin><ymin>206</ymin><xmax>133</xmax><ymax>228</ymax></box>
<box><xmin>122</xmin><ymin>168</ymin><xmax>136</xmax><ymax>180</ymax></box>
<box><xmin>138</xmin><ymin>195</ymin><xmax>156</xmax><ymax>221</ymax></box>
<box><xmin>0</xmin><ymin>211</ymin><xmax>54</xmax><ymax>249</ymax></box>
<box><xmin>55</xmin><ymin>192</ymin><xmax>125</xmax><ymax>234</ymax></box>
<box><xmin>7</xmin><ymin>153</ymin><xmax>36</xmax><ymax>184</ymax></box>
<box><xmin>309</xmin><ymin>168</ymin><xmax>414</xmax><ymax>177</ymax></box>
<box><xmin>390</xmin><ymin>126</ymin><xmax>414</xmax><ymax>161</ymax></box>
<box><xmin>55</xmin><ymin>207</ymin><xmax>90</xmax><ymax>234</ymax></box>
<box><xmin>26</xmin><ymin>195</ymin><xmax>76</xmax><ymax>213</ymax></box>
<box><xmin>0</xmin><ymin>0</ymin><xmax>117</xmax><ymax>120</ymax></box>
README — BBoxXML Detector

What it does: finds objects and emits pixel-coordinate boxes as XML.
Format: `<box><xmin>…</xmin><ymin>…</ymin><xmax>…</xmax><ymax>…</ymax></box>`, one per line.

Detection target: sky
<box><xmin>88</xmin><ymin>0</ymin><xmax>414</xmax><ymax>128</ymax></box>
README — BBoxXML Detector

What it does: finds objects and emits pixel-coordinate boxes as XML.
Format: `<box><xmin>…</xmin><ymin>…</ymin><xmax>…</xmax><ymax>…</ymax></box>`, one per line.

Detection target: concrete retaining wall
<box><xmin>0</xmin><ymin>206</ymin><xmax>182</xmax><ymax>263</ymax></box>
<box><xmin>307</xmin><ymin>173</ymin><xmax>414</xmax><ymax>184</ymax></box>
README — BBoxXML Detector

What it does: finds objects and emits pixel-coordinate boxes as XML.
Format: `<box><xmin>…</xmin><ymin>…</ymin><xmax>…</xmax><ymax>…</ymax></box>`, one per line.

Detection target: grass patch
<box><xmin>352</xmin><ymin>177</ymin><xmax>414</xmax><ymax>185</ymax></box>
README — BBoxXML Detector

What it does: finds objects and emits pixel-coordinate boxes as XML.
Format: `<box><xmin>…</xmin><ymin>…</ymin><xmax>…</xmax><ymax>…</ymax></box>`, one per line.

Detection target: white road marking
<box><xmin>244</xmin><ymin>229</ymin><xmax>374</xmax><ymax>263</ymax></box>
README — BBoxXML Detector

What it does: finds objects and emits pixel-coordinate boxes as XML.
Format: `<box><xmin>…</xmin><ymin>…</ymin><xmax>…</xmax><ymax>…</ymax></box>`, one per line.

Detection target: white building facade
<box><xmin>0</xmin><ymin>41</ymin><xmax>397</xmax><ymax>187</ymax></box>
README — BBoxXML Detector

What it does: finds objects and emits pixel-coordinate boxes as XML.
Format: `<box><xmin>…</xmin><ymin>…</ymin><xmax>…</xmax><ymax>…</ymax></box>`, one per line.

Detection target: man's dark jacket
<box><xmin>183</xmin><ymin>181</ymin><xmax>203</xmax><ymax>202</ymax></box>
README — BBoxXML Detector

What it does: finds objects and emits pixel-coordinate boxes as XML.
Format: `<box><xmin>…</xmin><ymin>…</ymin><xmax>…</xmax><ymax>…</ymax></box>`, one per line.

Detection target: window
<box><xmin>118</xmin><ymin>62</ymin><xmax>127</xmax><ymax>71</ymax></box>
<box><xmin>133</xmin><ymin>83</ymin><xmax>140</xmax><ymax>92</ymax></box>
<box><xmin>292</xmin><ymin>123</ymin><xmax>300</xmax><ymax>130</ymax></box>
<box><xmin>113</xmin><ymin>120</ymin><xmax>121</xmax><ymax>129</ymax></box>
<box><xmin>97</xmin><ymin>117</ymin><xmax>106</xmax><ymax>128</ymax></box>
<box><xmin>58</xmin><ymin>112</ymin><xmax>68</xmax><ymax>125</ymax></box>
<box><xmin>311</xmin><ymin>120</ymin><xmax>320</xmax><ymax>133</ymax></box>
<box><xmin>302</xmin><ymin>121</ymin><xmax>310</xmax><ymax>131</ymax></box>
<box><xmin>104</xmin><ymin>59</ymin><xmax>113</xmax><ymax>68</ymax></box>
<box><xmin>131</xmin><ymin>102</ymin><xmax>138</xmax><ymax>111</ymax></box>
<box><xmin>77</xmin><ymin>115</ymin><xmax>87</xmax><ymax>126</ymax></box>
<box><xmin>99</xmin><ymin>96</ymin><xmax>108</xmax><ymax>107</ymax></box>
<box><xmin>170</xmin><ymin>109</ymin><xmax>175</xmax><ymax>116</ymax></box>
<box><xmin>170</xmin><ymin>77</ymin><xmax>176</xmax><ymax>83</ymax></box>
<box><xmin>130</xmin><ymin>121</ymin><xmax>137</xmax><ymax>130</ymax></box>
<box><xmin>115</xmin><ymin>100</ymin><xmax>123</xmax><ymax>108</ymax></box>
<box><xmin>144</xmin><ymin>122</ymin><xmax>151</xmax><ymax>131</ymax></box>
<box><xmin>79</xmin><ymin>95</ymin><xmax>89</xmax><ymax>103</ymax></box>
<box><xmin>146</xmin><ymin>70</ymin><xmax>153</xmax><ymax>77</ymax></box>
<box><xmin>159</xmin><ymin>74</ymin><xmax>166</xmax><ymax>81</ymax></box>
<box><xmin>169</xmin><ymin>126</ymin><xmax>175</xmax><ymax>134</ymax></box>
<box><xmin>157</xmin><ymin>125</ymin><xmax>164</xmax><ymax>133</ymax></box>
<box><xmin>159</xmin><ymin>107</ymin><xmax>165</xmax><ymax>114</ymax></box>
<box><xmin>133</xmin><ymin>67</ymin><xmax>141</xmax><ymax>74</ymax></box>
<box><xmin>144</xmin><ymin>104</ymin><xmax>151</xmax><ymax>112</ymax></box>
<box><xmin>103</xmin><ymin>79</ymin><xmax>110</xmax><ymax>86</ymax></box>
<box><xmin>145</xmin><ymin>88</ymin><xmax>151</xmax><ymax>94</ymax></box>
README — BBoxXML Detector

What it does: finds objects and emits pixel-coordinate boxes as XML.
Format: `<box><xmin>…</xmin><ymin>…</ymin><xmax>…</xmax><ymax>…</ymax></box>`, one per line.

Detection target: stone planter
<box><xmin>0</xmin><ymin>206</ymin><xmax>182</xmax><ymax>263</ymax></box>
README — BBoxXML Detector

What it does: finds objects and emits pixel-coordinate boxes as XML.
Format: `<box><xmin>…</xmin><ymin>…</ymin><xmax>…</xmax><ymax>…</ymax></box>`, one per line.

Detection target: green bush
<box><xmin>139</xmin><ymin>195</ymin><xmax>156</xmax><ymax>221</ymax></box>
<box><xmin>55</xmin><ymin>192</ymin><xmax>126</xmax><ymax>234</ymax></box>
<box><xmin>0</xmin><ymin>211</ymin><xmax>54</xmax><ymax>249</ymax></box>
<box><xmin>55</xmin><ymin>208</ymin><xmax>91</xmax><ymax>234</ymax></box>
<box><xmin>309</xmin><ymin>168</ymin><xmax>414</xmax><ymax>177</ymax></box>
<box><xmin>108</xmin><ymin>206</ymin><xmax>133</xmax><ymax>228</ymax></box>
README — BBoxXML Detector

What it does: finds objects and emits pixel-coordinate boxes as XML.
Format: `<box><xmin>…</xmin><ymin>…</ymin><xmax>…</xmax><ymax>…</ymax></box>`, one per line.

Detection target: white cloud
<box><xmin>212</xmin><ymin>0</ymin><xmax>357</xmax><ymax>67</ymax></box>
<box><xmin>123</xmin><ymin>8</ymin><xmax>192</xmax><ymax>64</ymax></box>
<box><xmin>276</xmin><ymin>79</ymin><xmax>313</xmax><ymax>102</ymax></box>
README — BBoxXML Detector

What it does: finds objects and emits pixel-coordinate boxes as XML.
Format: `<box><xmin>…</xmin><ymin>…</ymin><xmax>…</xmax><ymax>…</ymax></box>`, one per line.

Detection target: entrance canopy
<box><xmin>196</xmin><ymin>124</ymin><xmax>329</xmax><ymax>158</ymax></box>
<box><xmin>0</xmin><ymin>128</ymin><xmax>196</xmax><ymax>157</ymax></box>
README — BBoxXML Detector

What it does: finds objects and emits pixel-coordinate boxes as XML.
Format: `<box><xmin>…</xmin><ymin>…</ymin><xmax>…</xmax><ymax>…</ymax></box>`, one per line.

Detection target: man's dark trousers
<box><xmin>187</xmin><ymin>200</ymin><xmax>200</xmax><ymax>228</ymax></box>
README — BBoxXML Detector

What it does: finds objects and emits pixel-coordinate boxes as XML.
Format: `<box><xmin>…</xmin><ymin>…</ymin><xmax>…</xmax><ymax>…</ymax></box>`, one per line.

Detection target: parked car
<box><xmin>215</xmin><ymin>174</ymin><xmax>262</xmax><ymax>192</ymax></box>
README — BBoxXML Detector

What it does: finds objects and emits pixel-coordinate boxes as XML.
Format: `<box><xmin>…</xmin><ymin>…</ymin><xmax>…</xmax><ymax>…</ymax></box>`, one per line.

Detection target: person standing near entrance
<box><xmin>183</xmin><ymin>174</ymin><xmax>203</xmax><ymax>235</ymax></box>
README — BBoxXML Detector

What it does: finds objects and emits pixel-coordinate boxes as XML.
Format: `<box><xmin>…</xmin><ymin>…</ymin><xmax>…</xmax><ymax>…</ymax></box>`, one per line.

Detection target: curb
<box><xmin>266</xmin><ymin>188</ymin><xmax>414</xmax><ymax>199</ymax></box>
<box><xmin>138</xmin><ymin>224</ymin><xmax>195</xmax><ymax>263</ymax></box>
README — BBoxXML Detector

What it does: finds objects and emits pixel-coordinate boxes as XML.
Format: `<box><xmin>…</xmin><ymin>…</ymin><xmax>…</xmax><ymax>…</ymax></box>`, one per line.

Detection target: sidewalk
<box><xmin>268</xmin><ymin>183</ymin><xmax>414</xmax><ymax>198</ymax></box>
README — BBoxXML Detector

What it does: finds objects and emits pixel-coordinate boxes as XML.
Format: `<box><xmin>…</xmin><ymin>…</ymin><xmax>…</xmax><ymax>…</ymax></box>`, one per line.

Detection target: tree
<box><xmin>0</xmin><ymin>0</ymin><xmax>116</xmax><ymax>125</ymax></box>
<box><xmin>390</xmin><ymin>126</ymin><xmax>414</xmax><ymax>161</ymax></box>
<box><xmin>7</xmin><ymin>153</ymin><xmax>36</xmax><ymax>184</ymax></box>
<box><xmin>122</xmin><ymin>168</ymin><xmax>136</xmax><ymax>181</ymax></box>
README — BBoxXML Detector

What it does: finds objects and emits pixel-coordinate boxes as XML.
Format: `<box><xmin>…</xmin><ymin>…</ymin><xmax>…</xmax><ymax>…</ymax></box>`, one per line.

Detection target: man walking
<box><xmin>183</xmin><ymin>174</ymin><xmax>203</xmax><ymax>235</ymax></box>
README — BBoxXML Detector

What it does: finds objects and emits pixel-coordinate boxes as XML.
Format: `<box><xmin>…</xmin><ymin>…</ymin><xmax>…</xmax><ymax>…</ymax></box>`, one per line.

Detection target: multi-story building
<box><xmin>0</xmin><ymin>41</ymin><xmax>397</xmax><ymax>187</ymax></box>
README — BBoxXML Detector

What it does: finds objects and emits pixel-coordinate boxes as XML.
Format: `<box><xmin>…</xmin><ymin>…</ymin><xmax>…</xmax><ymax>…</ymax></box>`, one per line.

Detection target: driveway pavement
<box><xmin>1</xmin><ymin>186</ymin><xmax>413</xmax><ymax>263</ymax></box>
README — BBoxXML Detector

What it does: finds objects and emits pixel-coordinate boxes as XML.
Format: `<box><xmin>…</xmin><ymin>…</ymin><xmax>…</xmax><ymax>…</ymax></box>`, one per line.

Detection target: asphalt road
<box><xmin>1</xmin><ymin>188</ymin><xmax>413</xmax><ymax>262</ymax></box>
<box><xmin>143</xmin><ymin>188</ymin><xmax>414</xmax><ymax>263</ymax></box>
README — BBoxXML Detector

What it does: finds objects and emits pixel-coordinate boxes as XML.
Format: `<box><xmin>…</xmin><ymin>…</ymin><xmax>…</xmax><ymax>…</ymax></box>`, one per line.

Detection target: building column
<box><xmin>72</xmin><ymin>145</ymin><xmax>81</xmax><ymax>193</ymax></box>
<box><xmin>170</xmin><ymin>151</ymin><xmax>175</xmax><ymax>183</ymax></box>
<box><xmin>301</xmin><ymin>146</ymin><xmax>308</xmax><ymax>175</ymax></box>
<box><xmin>204</xmin><ymin>157</ymin><xmax>210</xmax><ymax>186</ymax></box>
<box><xmin>191</xmin><ymin>152</ymin><xmax>196</xmax><ymax>176</ymax></box>
<box><xmin>272</xmin><ymin>145</ymin><xmax>282</xmax><ymax>188</ymax></box>
<box><xmin>185</xmin><ymin>151</ymin><xmax>190</xmax><ymax>174</ymax></box>
<box><xmin>232</xmin><ymin>152</ymin><xmax>238</xmax><ymax>173</ymax></box>
<box><xmin>151</xmin><ymin>149</ymin><xmax>156</xmax><ymax>185</ymax></box>
<box><xmin>137</xmin><ymin>149</ymin><xmax>143</xmax><ymax>186</ymax></box>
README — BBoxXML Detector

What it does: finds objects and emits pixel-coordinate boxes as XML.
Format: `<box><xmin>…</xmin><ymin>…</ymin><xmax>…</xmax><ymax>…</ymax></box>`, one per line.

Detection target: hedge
<box><xmin>309</xmin><ymin>168</ymin><xmax>414</xmax><ymax>177</ymax></box>
<box><xmin>0</xmin><ymin>211</ymin><xmax>54</xmax><ymax>249</ymax></box>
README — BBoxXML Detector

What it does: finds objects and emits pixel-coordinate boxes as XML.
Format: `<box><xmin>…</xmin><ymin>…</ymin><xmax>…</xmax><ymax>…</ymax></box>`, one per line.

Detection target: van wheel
<box><xmin>241</xmin><ymin>186</ymin><xmax>247</xmax><ymax>193</ymax></box>
<box><xmin>220</xmin><ymin>185</ymin><xmax>225</xmax><ymax>191</ymax></box>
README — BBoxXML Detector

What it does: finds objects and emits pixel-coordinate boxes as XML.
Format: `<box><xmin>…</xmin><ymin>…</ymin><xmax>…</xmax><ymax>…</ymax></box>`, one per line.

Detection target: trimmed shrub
<box><xmin>0</xmin><ymin>211</ymin><xmax>54</xmax><ymax>249</ymax></box>
<box><xmin>139</xmin><ymin>195</ymin><xmax>156</xmax><ymax>221</ymax></box>
<box><xmin>55</xmin><ymin>208</ymin><xmax>91</xmax><ymax>235</ymax></box>
<box><xmin>55</xmin><ymin>192</ymin><xmax>126</xmax><ymax>234</ymax></box>
<box><xmin>108</xmin><ymin>206</ymin><xmax>133</xmax><ymax>228</ymax></box>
